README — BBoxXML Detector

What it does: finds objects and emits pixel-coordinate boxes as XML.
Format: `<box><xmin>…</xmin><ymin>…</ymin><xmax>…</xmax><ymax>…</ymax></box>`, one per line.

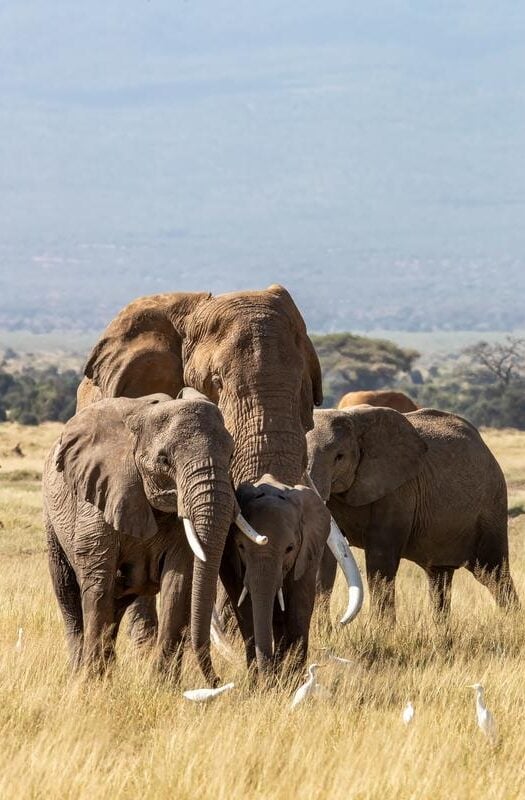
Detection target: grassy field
<box><xmin>1</xmin><ymin>422</ymin><xmax>525</xmax><ymax>799</ymax></box>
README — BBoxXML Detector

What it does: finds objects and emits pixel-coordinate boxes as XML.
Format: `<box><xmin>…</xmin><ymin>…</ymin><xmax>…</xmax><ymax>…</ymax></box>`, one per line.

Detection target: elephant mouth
<box><xmin>150</xmin><ymin>488</ymin><xmax>179</xmax><ymax>512</ymax></box>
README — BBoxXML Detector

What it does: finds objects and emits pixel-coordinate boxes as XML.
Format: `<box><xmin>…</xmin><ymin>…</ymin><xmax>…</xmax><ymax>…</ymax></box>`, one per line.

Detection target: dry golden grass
<box><xmin>1</xmin><ymin>422</ymin><xmax>525</xmax><ymax>799</ymax></box>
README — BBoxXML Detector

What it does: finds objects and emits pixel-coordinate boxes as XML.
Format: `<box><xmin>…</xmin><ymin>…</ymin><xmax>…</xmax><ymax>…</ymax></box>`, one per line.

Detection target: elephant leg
<box><xmin>46</xmin><ymin>523</ymin><xmax>83</xmax><ymax>670</ymax></box>
<box><xmin>426</xmin><ymin>566</ymin><xmax>455</xmax><ymax>619</ymax></box>
<box><xmin>126</xmin><ymin>596</ymin><xmax>158</xmax><ymax>649</ymax></box>
<box><xmin>315</xmin><ymin>545</ymin><xmax>337</xmax><ymax>616</ymax></box>
<box><xmin>364</xmin><ymin>532</ymin><xmax>401</xmax><ymax>624</ymax></box>
<box><xmin>156</xmin><ymin>542</ymin><xmax>193</xmax><ymax>682</ymax></box>
<box><xmin>80</xmin><ymin>581</ymin><xmax>118</xmax><ymax>674</ymax></box>
<box><xmin>278</xmin><ymin>569</ymin><xmax>317</xmax><ymax>677</ymax></box>
<box><xmin>219</xmin><ymin>545</ymin><xmax>256</xmax><ymax>670</ymax></box>
<box><xmin>468</xmin><ymin>560</ymin><xmax>520</xmax><ymax>610</ymax></box>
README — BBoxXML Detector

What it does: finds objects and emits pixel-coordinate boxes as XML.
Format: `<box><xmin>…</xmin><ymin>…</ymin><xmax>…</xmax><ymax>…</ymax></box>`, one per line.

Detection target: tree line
<box><xmin>1</xmin><ymin>335</ymin><xmax>524</xmax><ymax>429</ymax></box>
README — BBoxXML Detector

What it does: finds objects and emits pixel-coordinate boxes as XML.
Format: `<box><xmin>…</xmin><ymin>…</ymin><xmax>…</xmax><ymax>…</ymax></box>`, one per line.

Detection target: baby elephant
<box><xmin>307</xmin><ymin>407</ymin><xmax>519</xmax><ymax>620</ymax></box>
<box><xmin>43</xmin><ymin>389</ymin><xmax>260</xmax><ymax>684</ymax></box>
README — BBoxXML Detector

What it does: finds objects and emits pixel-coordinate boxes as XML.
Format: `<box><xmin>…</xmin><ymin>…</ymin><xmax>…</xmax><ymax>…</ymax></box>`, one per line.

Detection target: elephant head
<box><xmin>306</xmin><ymin>407</ymin><xmax>428</xmax><ymax>505</ymax></box>
<box><xmin>79</xmin><ymin>285</ymin><xmax>322</xmax><ymax>487</ymax></box>
<box><xmin>235</xmin><ymin>476</ymin><xmax>331</xmax><ymax>676</ymax></box>
<box><xmin>55</xmin><ymin>390</ymin><xmax>265</xmax><ymax>684</ymax></box>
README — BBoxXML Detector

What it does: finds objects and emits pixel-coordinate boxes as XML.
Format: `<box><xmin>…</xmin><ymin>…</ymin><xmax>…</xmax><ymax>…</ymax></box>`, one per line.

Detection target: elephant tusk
<box><xmin>327</xmin><ymin>518</ymin><xmax>364</xmax><ymax>625</ymax></box>
<box><xmin>235</xmin><ymin>512</ymin><xmax>268</xmax><ymax>545</ymax></box>
<box><xmin>238</xmin><ymin>585</ymin><xmax>248</xmax><ymax>607</ymax></box>
<box><xmin>302</xmin><ymin>472</ymin><xmax>364</xmax><ymax>625</ymax></box>
<box><xmin>182</xmin><ymin>518</ymin><xmax>207</xmax><ymax>563</ymax></box>
<box><xmin>210</xmin><ymin>608</ymin><xmax>238</xmax><ymax>664</ymax></box>
<box><xmin>277</xmin><ymin>588</ymin><xmax>285</xmax><ymax>612</ymax></box>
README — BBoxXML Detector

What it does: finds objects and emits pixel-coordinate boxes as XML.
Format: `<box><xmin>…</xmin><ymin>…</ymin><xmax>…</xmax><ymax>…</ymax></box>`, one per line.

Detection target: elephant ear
<box><xmin>55</xmin><ymin>395</ymin><xmax>169</xmax><ymax>538</ymax></box>
<box><xmin>84</xmin><ymin>292</ymin><xmax>209</xmax><ymax>400</ymax></box>
<box><xmin>344</xmin><ymin>406</ymin><xmax>428</xmax><ymax>506</ymax></box>
<box><xmin>266</xmin><ymin>284</ymin><xmax>323</xmax><ymax>428</ymax></box>
<box><xmin>293</xmin><ymin>485</ymin><xmax>331</xmax><ymax>581</ymax></box>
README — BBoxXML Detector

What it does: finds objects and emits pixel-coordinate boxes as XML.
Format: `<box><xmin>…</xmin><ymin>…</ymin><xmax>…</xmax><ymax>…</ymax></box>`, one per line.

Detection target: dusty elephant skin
<box><xmin>42</xmin><ymin>392</ymin><xmax>235</xmax><ymax>684</ymax></box>
<box><xmin>232</xmin><ymin>476</ymin><xmax>330</xmax><ymax>677</ymax></box>
<box><xmin>307</xmin><ymin>407</ymin><xmax>520</xmax><ymax>621</ymax></box>
<box><xmin>337</xmin><ymin>389</ymin><xmax>418</xmax><ymax>413</ymax></box>
<box><xmin>76</xmin><ymin>284</ymin><xmax>346</xmax><ymax>676</ymax></box>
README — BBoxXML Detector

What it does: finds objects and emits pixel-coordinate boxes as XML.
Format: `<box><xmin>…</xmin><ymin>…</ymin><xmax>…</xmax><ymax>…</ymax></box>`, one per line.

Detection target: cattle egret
<box><xmin>402</xmin><ymin>701</ymin><xmax>415</xmax><ymax>725</ymax></box>
<box><xmin>468</xmin><ymin>684</ymin><xmax>497</xmax><ymax>744</ymax></box>
<box><xmin>291</xmin><ymin>664</ymin><xmax>329</xmax><ymax>708</ymax></box>
<box><xmin>183</xmin><ymin>682</ymin><xmax>235</xmax><ymax>703</ymax></box>
<box><xmin>14</xmin><ymin>627</ymin><xmax>24</xmax><ymax>652</ymax></box>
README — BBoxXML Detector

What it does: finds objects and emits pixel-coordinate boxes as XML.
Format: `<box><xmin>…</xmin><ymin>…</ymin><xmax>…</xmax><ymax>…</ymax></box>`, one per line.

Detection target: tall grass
<box><xmin>1</xmin><ymin>423</ymin><xmax>524</xmax><ymax>799</ymax></box>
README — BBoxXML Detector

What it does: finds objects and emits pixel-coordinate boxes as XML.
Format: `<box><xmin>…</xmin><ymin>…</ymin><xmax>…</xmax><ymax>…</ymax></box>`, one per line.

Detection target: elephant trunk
<box><xmin>220</xmin><ymin>394</ymin><xmax>306</xmax><ymax>487</ymax></box>
<box><xmin>179</xmin><ymin>461</ymin><xmax>234</xmax><ymax>686</ymax></box>
<box><xmin>249</xmin><ymin>563</ymin><xmax>280</xmax><ymax>677</ymax></box>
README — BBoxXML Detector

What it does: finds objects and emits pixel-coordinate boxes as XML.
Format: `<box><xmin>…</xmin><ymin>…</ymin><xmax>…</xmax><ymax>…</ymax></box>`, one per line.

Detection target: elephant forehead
<box><xmin>242</xmin><ymin>495</ymin><xmax>298</xmax><ymax>527</ymax></box>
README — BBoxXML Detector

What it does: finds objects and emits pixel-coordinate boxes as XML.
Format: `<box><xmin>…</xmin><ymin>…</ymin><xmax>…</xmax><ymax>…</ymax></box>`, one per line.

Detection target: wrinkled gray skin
<box><xmin>307</xmin><ymin>407</ymin><xmax>520</xmax><ymax>621</ymax></box>
<box><xmin>42</xmin><ymin>391</ymin><xmax>235</xmax><ymax>684</ymax></box>
<box><xmin>228</xmin><ymin>476</ymin><xmax>330</xmax><ymax>677</ymax></box>
<box><xmin>76</xmin><ymin>286</ymin><xmax>323</xmax><ymax>673</ymax></box>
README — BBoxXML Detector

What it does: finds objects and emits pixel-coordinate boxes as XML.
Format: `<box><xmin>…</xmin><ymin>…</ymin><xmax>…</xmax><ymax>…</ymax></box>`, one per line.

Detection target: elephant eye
<box><xmin>157</xmin><ymin>453</ymin><xmax>170</xmax><ymax>468</ymax></box>
<box><xmin>285</xmin><ymin>545</ymin><xmax>294</xmax><ymax>553</ymax></box>
<box><xmin>211</xmin><ymin>374</ymin><xmax>223</xmax><ymax>390</ymax></box>
<box><xmin>335</xmin><ymin>453</ymin><xmax>345</xmax><ymax>462</ymax></box>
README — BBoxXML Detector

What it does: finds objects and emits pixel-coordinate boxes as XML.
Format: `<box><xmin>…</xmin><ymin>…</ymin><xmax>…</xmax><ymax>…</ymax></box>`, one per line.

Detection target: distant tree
<box><xmin>463</xmin><ymin>337</ymin><xmax>525</xmax><ymax>388</ymax></box>
<box><xmin>311</xmin><ymin>332</ymin><xmax>419</xmax><ymax>407</ymax></box>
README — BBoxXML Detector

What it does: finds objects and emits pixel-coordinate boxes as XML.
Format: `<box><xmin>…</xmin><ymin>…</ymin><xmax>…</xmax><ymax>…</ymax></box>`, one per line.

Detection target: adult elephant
<box><xmin>307</xmin><ymin>406</ymin><xmax>519</xmax><ymax>621</ymax></box>
<box><xmin>43</xmin><ymin>390</ymin><xmax>262</xmax><ymax>684</ymax></box>
<box><xmin>77</xmin><ymin>286</ymin><xmax>361</xmax><ymax>669</ymax></box>
<box><xmin>337</xmin><ymin>389</ymin><xmax>418</xmax><ymax>413</ymax></box>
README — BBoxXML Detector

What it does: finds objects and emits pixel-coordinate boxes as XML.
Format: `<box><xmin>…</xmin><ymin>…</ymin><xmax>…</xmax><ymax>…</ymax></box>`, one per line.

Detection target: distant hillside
<box><xmin>1</xmin><ymin>3</ymin><xmax>525</xmax><ymax>333</ymax></box>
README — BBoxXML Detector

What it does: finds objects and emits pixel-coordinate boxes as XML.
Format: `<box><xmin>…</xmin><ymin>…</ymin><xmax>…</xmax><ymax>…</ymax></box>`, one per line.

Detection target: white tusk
<box><xmin>210</xmin><ymin>608</ymin><xmax>238</xmax><ymax>664</ymax></box>
<box><xmin>235</xmin><ymin>512</ymin><xmax>268</xmax><ymax>545</ymax></box>
<box><xmin>182</xmin><ymin>518</ymin><xmax>207</xmax><ymax>563</ymax></box>
<box><xmin>277</xmin><ymin>588</ymin><xmax>285</xmax><ymax>611</ymax></box>
<box><xmin>302</xmin><ymin>472</ymin><xmax>364</xmax><ymax>625</ymax></box>
<box><xmin>327</xmin><ymin>519</ymin><xmax>364</xmax><ymax>625</ymax></box>
<box><xmin>238</xmin><ymin>586</ymin><xmax>248</xmax><ymax>607</ymax></box>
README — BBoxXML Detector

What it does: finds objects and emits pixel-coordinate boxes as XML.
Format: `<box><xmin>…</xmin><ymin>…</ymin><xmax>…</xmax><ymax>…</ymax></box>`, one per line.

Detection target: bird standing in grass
<box><xmin>402</xmin><ymin>701</ymin><xmax>415</xmax><ymax>725</ymax></box>
<box><xmin>468</xmin><ymin>684</ymin><xmax>497</xmax><ymax>745</ymax></box>
<box><xmin>183</xmin><ymin>682</ymin><xmax>235</xmax><ymax>703</ymax></box>
<box><xmin>291</xmin><ymin>664</ymin><xmax>328</xmax><ymax>708</ymax></box>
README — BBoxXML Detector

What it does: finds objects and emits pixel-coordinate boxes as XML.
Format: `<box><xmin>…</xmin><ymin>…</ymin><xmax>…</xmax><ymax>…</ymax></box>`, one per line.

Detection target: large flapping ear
<box><xmin>266</xmin><ymin>284</ymin><xmax>323</xmax><ymax>429</ymax></box>
<box><xmin>84</xmin><ymin>292</ymin><xmax>209</xmax><ymax>400</ymax></box>
<box><xmin>293</xmin><ymin>485</ymin><xmax>331</xmax><ymax>581</ymax></box>
<box><xmin>343</xmin><ymin>406</ymin><xmax>428</xmax><ymax>506</ymax></box>
<box><xmin>55</xmin><ymin>395</ymin><xmax>168</xmax><ymax>538</ymax></box>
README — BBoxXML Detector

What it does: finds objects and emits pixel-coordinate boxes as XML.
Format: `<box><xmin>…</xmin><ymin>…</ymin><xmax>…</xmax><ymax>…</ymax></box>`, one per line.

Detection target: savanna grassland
<box><xmin>1</xmin><ymin>423</ymin><xmax>525</xmax><ymax>799</ymax></box>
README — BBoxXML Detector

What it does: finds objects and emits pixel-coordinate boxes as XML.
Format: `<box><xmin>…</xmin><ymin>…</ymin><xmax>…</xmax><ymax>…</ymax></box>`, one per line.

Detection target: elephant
<box><xmin>223</xmin><ymin>476</ymin><xmax>331</xmax><ymax>677</ymax></box>
<box><xmin>307</xmin><ymin>406</ymin><xmax>520</xmax><ymax>621</ymax></box>
<box><xmin>77</xmin><ymin>285</ymin><xmax>362</xmax><ymax>668</ymax></box>
<box><xmin>337</xmin><ymin>389</ymin><xmax>418</xmax><ymax>413</ymax></box>
<box><xmin>42</xmin><ymin>389</ymin><xmax>264</xmax><ymax>684</ymax></box>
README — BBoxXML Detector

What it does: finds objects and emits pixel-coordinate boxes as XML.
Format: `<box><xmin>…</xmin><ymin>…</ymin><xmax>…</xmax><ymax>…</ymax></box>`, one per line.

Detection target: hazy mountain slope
<box><xmin>1</xmin><ymin>2</ymin><xmax>524</xmax><ymax>331</ymax></box>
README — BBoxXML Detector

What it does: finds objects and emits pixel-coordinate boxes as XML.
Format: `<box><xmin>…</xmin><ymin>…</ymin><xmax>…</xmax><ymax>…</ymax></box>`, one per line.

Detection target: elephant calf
<box><xmin>42</xmin><ymin>390</ymin><xmax>264</xmax><ymax>684</ymax></box>
<box><xmin>220</xmin><ymin>475</ymin><xmax>331</xmax><ymax>678</ymax></box>
<box><xmin>307</xmin><ymin>407</ymin><xmax>519</xmax><ymax>621</ymax></box>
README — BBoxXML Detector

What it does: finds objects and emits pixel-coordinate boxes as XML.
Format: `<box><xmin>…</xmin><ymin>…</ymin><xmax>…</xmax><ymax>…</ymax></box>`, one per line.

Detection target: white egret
<box><xmin>14</xmin><ymin>627</ymin><xmax>24</xmax><ymax>653</ymax></box>
<box><xmin>291</xmin><ymin>664</ymin><xmax>329</xmax><ymax>709</ymax></box>
<box><xmin>183</xmin><ymin>682</ymin><xmax>235</xmax><ymax>703</ymax></box>
<box><xmin>467</xmin><ymin>683</ymin><xmax>497</xmax><ymax>744</ymax></box>
<box><xmin>402</xmin><ymin>701</ymin><xmax>415</xmax><ymax>725</ymax></box>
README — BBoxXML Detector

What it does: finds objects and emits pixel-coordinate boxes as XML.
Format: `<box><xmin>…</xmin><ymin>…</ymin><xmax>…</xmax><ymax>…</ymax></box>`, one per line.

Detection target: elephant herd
<box><xmin>41</xmin><ymin>285</ymin><xmax>519</xmax><ymax>688</ymax></box>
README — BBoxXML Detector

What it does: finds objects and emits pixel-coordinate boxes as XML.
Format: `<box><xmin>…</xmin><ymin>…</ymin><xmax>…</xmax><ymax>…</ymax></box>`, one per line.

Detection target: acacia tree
<box><xmin>463</xmin><ymin>337</ymin><xmax>525</xmax><ymax>387</ymax></box>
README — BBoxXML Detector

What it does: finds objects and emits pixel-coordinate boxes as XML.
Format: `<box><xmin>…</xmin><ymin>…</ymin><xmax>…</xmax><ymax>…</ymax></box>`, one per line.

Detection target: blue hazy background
<box><xmin>1</xmin><ymin>1</ymin><xmax>524</xmax><ymax>331</ymax></box>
